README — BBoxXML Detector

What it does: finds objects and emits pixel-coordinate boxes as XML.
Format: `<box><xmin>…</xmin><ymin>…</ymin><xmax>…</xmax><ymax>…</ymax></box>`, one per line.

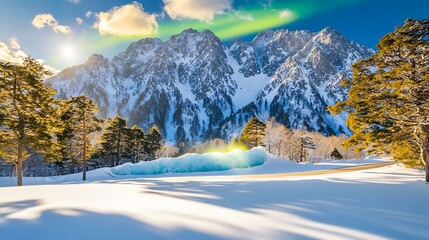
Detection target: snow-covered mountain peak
<box><xmin>49</xmin><ymin>27</ymin><xmax>373</xmax><ymax>143</ymax></box>
<box><xmin>313</xmin><ymin>27</ymin><xmax>349</xmax><ymax>47</ymax></box>
<box><xmin>85</xmin><ymin>54</ymin><xmax>109</xmax><ymax>67</ymax></box>
<box><xmin>319</xmin><ymin>26</ymin><xmax>336</xmax><ymax>34</ymax></box>
<box><xmin>121</xmin><ymin>38</ymin><xmax>163</xmax><ymax>54</ymax></box>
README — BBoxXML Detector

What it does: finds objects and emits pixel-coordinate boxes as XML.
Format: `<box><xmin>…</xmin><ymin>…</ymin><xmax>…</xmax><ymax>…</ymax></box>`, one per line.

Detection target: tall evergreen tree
<box><xmin>145</xmin><ymin>125</ymin><xmax>163</xmax><ymax>160</ymax></box>
<box><xmin>125</xmin><ymin>125</ymin><xmax>146</xmax><ymax>163</ymax></box>
<box><xmin>57</xmin><ymin>100</ymin><xmax>78</xmax><ymax>173</ymax></box>
<box><xmin>0</xmin><ymin>57</ymin><xmax>61</xmax><ymax>186</ymax></box>
<box><xmin>329</xmin><ymin>19</ymin><xmax>429</xmax><ymax>182</ymax></box>
<box><xmin>100</xmin><ymin>115</ymin><xmax>127</xmax><ymax>166</ymax></box>
<box><xmin>58</xmin><ymin>96</ymin><xmax>102</xmax><ymax>181</ymax></box>
<box><xmin>299</xmin><ymin>135</ymin><xmax>317</xmax><ymax>162</ymax></box>
<box><xmin>240</xmin><ymin>117</ymin><xmax>266</xmax><ymax>149</ymax></box>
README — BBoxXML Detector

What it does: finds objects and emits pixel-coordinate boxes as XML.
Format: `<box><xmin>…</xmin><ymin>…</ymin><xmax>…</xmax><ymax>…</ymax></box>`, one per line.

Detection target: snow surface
<box><xmin>0</xmin><ymin>153</ymin><xmax>428</xmax><ymax>240</ymax></box>
<box><xmin>112</xmin><ymin>148</ymin><xmax>267</xmax><ymax>175</ymax></box>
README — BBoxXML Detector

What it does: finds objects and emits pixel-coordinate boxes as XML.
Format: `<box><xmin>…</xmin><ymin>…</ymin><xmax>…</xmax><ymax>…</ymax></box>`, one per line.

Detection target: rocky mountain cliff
<box><xmin>48</xmin><ymin>27</ymin><xmax>373</xmax><ymax>144</ymax></box>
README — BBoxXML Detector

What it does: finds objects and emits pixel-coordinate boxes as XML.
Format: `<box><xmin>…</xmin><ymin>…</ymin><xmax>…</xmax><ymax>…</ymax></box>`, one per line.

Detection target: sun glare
<box><xmin>62</xmin><ymin>46</ymin><xmax>74</xmax><ymax>58</ymax></box>
<box><xmin>205</xmin><ymin>144</ymin><xmax>248</xmax><ymax>154</ymax></box>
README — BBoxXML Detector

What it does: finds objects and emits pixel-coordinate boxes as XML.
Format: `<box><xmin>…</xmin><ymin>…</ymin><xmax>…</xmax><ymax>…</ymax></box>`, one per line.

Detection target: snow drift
<box><xmin>112</xmin><ymin>147</ymin><xmax>268</xmax><ymax>175</ymax></box>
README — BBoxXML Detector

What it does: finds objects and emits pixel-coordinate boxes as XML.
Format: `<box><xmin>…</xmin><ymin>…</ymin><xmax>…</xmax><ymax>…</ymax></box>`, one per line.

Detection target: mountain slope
<box><xmin>48</xmin><ymin>27</ymin><xmax>373</xmax><ymax>144</ymax></box>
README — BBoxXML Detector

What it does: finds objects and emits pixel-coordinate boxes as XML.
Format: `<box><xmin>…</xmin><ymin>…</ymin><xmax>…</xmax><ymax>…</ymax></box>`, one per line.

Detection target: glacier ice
<box><xmin>112</xmin><ymin>147</ymin><xmax>268</xmax><ymax>175</ymax></box>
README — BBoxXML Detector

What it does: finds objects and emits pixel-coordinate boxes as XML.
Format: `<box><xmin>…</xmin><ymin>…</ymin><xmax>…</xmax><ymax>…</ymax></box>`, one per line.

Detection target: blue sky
<box><xmin>0</xmin><ymin>0</ymin><xmax>427</xmax><ymax>70</ymax></box>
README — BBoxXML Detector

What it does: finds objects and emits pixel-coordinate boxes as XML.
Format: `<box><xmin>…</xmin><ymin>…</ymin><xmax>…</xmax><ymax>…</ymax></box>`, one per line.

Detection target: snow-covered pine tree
<box><xmin>0</xmin><ymin>57</ymin><xmax>61</xmax><ymax>186</ymax></box>
<box><xmin>58</xmin><ymin>96</ymin><xmax>102</xmax><ymax>181</ymax></box>
<box><xmin>240</xmin><ymin>117</ymin><xmax>266</xmax><ymax>149</ymax></box>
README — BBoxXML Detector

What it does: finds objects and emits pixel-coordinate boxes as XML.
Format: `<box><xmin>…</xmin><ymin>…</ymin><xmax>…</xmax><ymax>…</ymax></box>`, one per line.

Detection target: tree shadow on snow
<box><xmin>0</xmin><ymin>199</ymin><xmax>224</xmax><ymax>240</ymax></box>
<box><xmin>3</xmin><ymin>170</ymin><xmax>428</xmax><ymax>240</ymax></box>
<box><xmin>134</xmin><ymin>176</ymin><xmax>429</xmax><ymax>239</ymax></box>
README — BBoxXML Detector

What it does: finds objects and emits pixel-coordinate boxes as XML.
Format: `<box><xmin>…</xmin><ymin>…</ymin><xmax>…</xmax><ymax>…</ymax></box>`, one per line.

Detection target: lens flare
<box><xmin>62</xmin><ymin>46</ymin><xmax>74</xmax><ymax>58</ymax></box>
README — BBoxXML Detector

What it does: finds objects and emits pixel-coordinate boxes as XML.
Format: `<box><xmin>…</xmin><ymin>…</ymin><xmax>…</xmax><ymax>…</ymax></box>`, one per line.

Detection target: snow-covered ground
<box><xmin>0</xmin><ymin>149</ymin><xmax>428</xmax><ymax>239</ymax></box>
<box><xmin>0</xmin><ymin>148</ymin><xmax>390</xmax><ymax>186</ymax></box>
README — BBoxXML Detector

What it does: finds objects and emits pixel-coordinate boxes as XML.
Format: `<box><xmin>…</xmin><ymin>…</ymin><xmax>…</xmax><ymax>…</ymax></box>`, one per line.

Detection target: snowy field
<box><xmin>0</xmin><ymin>148</ymin><xmax>428</xmax><ymax>239</ymax></box>
<box><xmin>0</xmin><ymin>148</ymin><xmax>393</xmax><ymax>186</ymax></box>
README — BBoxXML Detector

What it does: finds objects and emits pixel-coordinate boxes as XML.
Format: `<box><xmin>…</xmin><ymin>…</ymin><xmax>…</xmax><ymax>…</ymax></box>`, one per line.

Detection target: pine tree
<box><xmin>100</xmin><ymin>115</ymin><xmax>127</xmax><ymax>167</ymax></box>
<box><xmin>57</xmin><ymin>100</ymin><xmax>79</xmax><ymax>173</ymax></box>
<box><xmin>145</xmin><ymin>125</ymin><xmax>163</xmax><ymax>160</ymax></box>
<box><xmin>125</xmin><ymin>125</ymin><xmax>146</xmax><ymax>163</ymax></box>
<box><xmin>58</xmin><ymin>96</ymin><xmax>102</xmax><ymax>181</ymax></box>
<box><xmin>329</xmin><ymin>19</ymin><xmax>429</xmax><ymax>182</ymax></box>
<box><xmin>330</xmin><ymin>148</ymin><xmax>343</xmax><ymax>160</ymax></box>
<box><xmin>0</xmin><ymin>57</ymin><xmax>61</xmax><ymax>186</ymax></box>
<box><xmin>298</xmin><ymin>135</ymin><xmax>317</xmax><ymax>162</ymax></box>
<box><xmin>240</xmin><ymin>117</ymin><xmax>266</xmax><ymax>149</ymax></box>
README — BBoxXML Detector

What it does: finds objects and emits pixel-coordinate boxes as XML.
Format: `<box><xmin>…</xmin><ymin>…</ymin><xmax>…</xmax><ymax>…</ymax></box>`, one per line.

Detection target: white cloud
<box><xmin>9</xmin><ymin>37</ymin><xmax>20</xmax><ymax>50</ymax></box>
<box><xmin>76</xmin><ymin>17</ymin><xmax>83</xmax><ymax>25</ymax></box>
<box><xmin>32</xmin><ymin>14</ymin><xmax>55</xmax><ymax>28</ymax></box>
<box><xmin>68</xmin><ymin>0</ymin><xmax>80</xmax><ymax>3</ymax></box>
<box><xmin>279</xmin><ymin>9</ymin><xmax>294</xmax><ymax>19</ymax></box>
<box><xmin>0</xmin><ymin>39</ymin><xmax>27</xmax><ymax>64</ymax></box>
<box><xmin>94</xmin><ymin>2</ymin><xmax>157</xmax><ymax>36</ymax></box>
<box><xmin>0</xmin><ymin>38</ymin><xmax>59</xmax><ymax>73</ymax></box>
<box><xmin>85</xmin><ymin>11</ymin><xmax>93</xmax><ymax>18</ymax></box>
<box><xmin>163</xmin><ymin>0</ymin><xmax>232</xmax><ymax>21</ymax></box>
<box><xmin>32</xmin><ymin>14</ymin><xmax>71</xmax><ymax>34</ymax></box>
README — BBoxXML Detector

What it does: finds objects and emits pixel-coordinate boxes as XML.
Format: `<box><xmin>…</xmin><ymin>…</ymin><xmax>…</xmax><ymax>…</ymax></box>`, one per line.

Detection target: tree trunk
<box><xmin>426</xmin><ymin>162</ymin><xmax>429</xmax><ymax>183</ymax></box>
<box><xmin>82</xmin><ymin>111</ymin><xmax>87</xmax><ymax>181</ymax></box>
<box><xmin>110</xmin><ymin>154</ymin><xmax>114</xmax><ymax>168</ymax></box>
<box><xmin>137</xmin><ymin>143</ymin><xmax>140</xmax><ymax>163</ymax></box>
<box><xmin>82</xmin><ymin>133</ymin><xmax>87</xmax><ymax>181</ymax></box>
<box><xmin>116</xmin><ymin>134</ymin><xmax>121</xmax><ymax>166</ymax></box>
<box><xmin>420</xmin><ymin>124</ymin><xmax>429</xmax><ymax>182</ymax></box>
<box><xmin>16</xmin><ymin>141</ymin><xmax>23</xmax><ymax>186</ymax></box>
<box><xmin>422</xmin><ymin>136</ymin><xmax>429</xmax><ymax>183</ymax></box>
<box><xmin>422</xmin><ymin>143</ymin><xmax>429</xmax><ymax>183</ymax></box>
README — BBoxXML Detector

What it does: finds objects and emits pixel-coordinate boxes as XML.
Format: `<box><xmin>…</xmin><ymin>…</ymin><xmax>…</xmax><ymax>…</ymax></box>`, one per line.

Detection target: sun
<box><xmin>61</xmin><ymin>46</ymin><xmax>74</xmax><ymax>58</ymax></box>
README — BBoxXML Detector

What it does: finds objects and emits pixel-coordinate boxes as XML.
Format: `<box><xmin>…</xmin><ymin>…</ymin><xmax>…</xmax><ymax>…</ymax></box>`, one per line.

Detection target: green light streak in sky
<box><xmin>155</xmin><ymin>0</ymin><xmax>363</xmax><ymax>40</ymax></box>
<box><xmin>157</xmin><ymin>8</ymin><xmax>296</xmax><ymax>40</ymax></box>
